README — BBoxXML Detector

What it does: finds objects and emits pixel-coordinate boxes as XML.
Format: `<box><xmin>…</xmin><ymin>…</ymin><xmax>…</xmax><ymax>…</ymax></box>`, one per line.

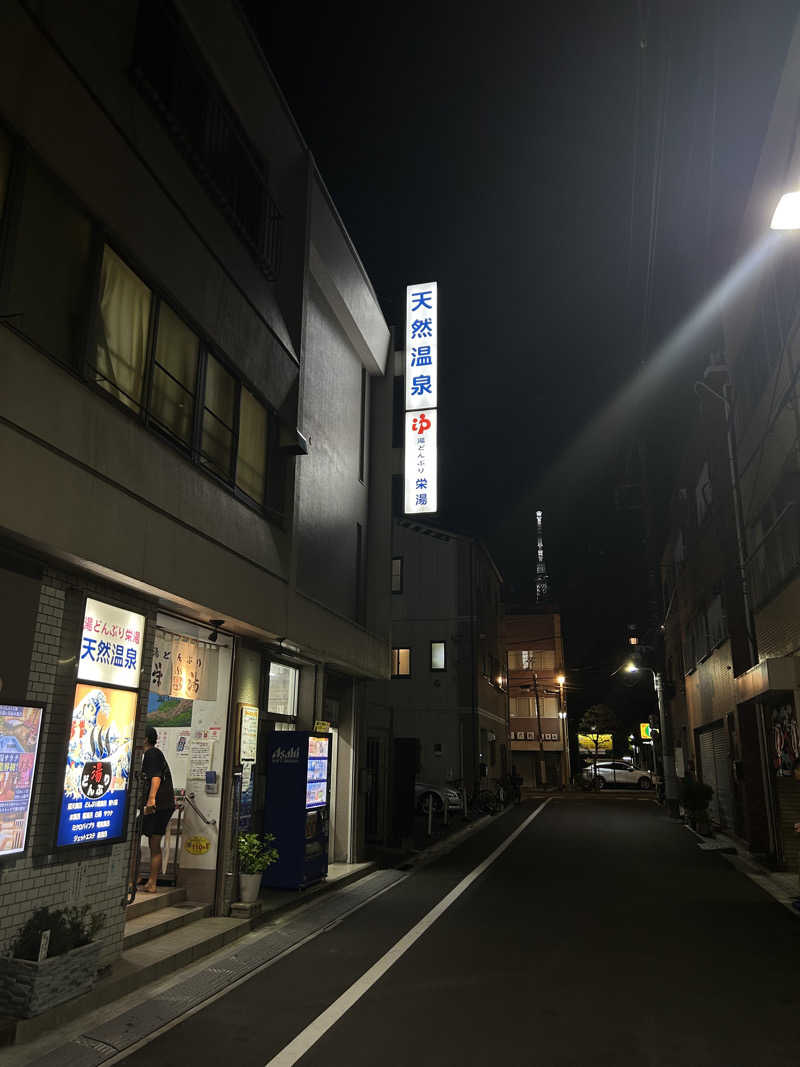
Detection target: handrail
<box><xmin>183</xmin><ymin>792</ymin><xmax>217</xmax><ymax>827</ymax></box>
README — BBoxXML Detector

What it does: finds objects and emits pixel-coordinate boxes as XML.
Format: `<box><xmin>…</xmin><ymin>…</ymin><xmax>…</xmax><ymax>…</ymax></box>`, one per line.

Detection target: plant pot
<box><xmin>239</xmin><ymin>871</ymin><xmax>263</xmax><ymax>903</ymax></box>
<box><xmin>0</xmin><ymin>940</ymin><xmax>101</xmax><ymax>1018</ymax></box>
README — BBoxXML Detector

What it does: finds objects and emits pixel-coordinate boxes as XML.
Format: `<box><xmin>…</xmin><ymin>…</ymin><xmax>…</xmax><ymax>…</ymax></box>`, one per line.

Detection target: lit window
<box><xmin>267</xmin><ymin>662</ymin><xmax>298</xmax><ymax>718</ymax></box>
<box><xmin>201</xmin><ymin>353</ymin><xmax>236</xmax><ymax>478</ymax></box>
<box><xmin>392</xmin><ymin>648</ymin><xmax>411</xmax><ymax>677</ymax></box>
<box><xmin>236</xmin><ymin>386</ymin><xmax>268</xmax><ymax>503</ymax></box>
<box><xmin>431</xmin><ymin>642</ymin><xmax>446</xmax><ymax>671</ymax></box>
<box><xmin>150</xmin><ymin>302</ymin><xmax>198</xmax><ymax>444</ymax></box>
<box><xmin>391</xmin><ymin>557</ymin><xmax>403</xmax><ymax>593</ymax></box>
<box><xmin>628</xmin><ymin>636</ymin><xmax>639</xmax><ymax>646</ymax></box>
<box><xmin>94</xmin><ymin>246</ymin><xmax>152</xmax><ymax>412</ymax></box>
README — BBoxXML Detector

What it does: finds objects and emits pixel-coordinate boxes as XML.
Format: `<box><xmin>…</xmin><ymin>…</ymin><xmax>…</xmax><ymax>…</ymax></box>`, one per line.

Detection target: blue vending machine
<box><xmin>263</xmin><ymin>731</ymin><xmax>330</xmax><ymax>889</ymax></box>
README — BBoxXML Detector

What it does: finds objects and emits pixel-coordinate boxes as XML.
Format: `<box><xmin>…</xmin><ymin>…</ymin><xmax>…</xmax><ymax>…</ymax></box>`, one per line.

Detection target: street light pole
<box><xmin>557</xmin><ymin>674</ymin><xmax>571</xmax><ymax>786</ymax></box>
<box><xmin>532</xmin><ymin>672</ymin><xmax>544</xmax><ymax>789</ymax></box>
<box><xmin>625</xmin><ymin>663</ymin><xmax>679</xmax><ymax>816</ymax></box>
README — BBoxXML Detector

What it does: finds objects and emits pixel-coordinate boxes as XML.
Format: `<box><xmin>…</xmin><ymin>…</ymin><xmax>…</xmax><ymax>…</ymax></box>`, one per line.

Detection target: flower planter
<box><xmin>239</xmin><ymin>872</ymin><xmax>262</xmax><ymax>904</ymax></box>
<box><xmin>0</xmin><ymin>940</ymin><xmax>101</xmax><ymax>1018</ymax></box>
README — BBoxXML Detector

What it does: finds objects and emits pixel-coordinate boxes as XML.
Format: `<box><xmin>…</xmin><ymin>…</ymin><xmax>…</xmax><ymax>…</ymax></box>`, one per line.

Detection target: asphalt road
<box><xmin>122</xmin><ymin>796</ymin><xmax>800</xmax><ymax>1066</ymax></box>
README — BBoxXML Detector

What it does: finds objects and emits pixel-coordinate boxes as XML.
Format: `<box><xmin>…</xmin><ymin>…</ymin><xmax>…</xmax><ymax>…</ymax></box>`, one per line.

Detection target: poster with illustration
<box><xmin>0</xmin><ymin>705</ymin><xmax>44</xmax><ymax>857</ymax></box>
<box><xmin>56</xmin><ymin>684</ymin><xmax>137</xmax><ymax>847</ymax></box>
<box><xmin>146</xmin><ymin>691</ymin><xmax>193</xmax><ymax>727</ymax></box>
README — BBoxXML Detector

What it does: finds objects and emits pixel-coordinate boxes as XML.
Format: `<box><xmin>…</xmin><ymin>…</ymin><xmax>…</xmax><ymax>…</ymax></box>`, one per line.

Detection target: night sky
<box><xmin>245</xmin><ymin>1</ymin><xmax>797</xmax><ymax>713</ymax></box>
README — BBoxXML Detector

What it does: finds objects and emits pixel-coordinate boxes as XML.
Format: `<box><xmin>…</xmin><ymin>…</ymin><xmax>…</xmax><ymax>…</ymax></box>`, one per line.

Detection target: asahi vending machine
<box><xmin>263</xmin><ymin>731</ymin><xmax>330</xmax><ymax>889</ymax></box>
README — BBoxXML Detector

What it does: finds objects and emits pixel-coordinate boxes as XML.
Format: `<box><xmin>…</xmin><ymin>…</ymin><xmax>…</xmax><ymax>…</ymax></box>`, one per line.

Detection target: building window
<box><xmin>150</xmin><ymin>300</ymin><xmax>199</xmax><ymax>444</ymax></box>
<box><xmin>132</xmin><ymin>0</ymin><xmax>281</xmax><ymax>280</ymax></box>
<box><xmin>392</xmin><ymin>648</ymin><xmax>411</xmax><ymax>677</ymax></box>
<box><xmin>93</xmin><ymin>245</ymin><xmax>152</xmax><ymax>411</ymax></box>
<box><xmin>508</xmin><ymin>650</ymin><xmax>555</xmax><ymax>671</ymax></box>
<box><xmin>696</xmin><ymin>461</ymin><xmax>712</xmax><ymax>526</ymax></box>
<box><xmin>431</xmin><ymin>641</ymin><xmax>446</xmax><ymax>671</ymax></box>
<box><xmin>391</xmin><ymin>557</ymin><xmax>403</xmax><ymax>593</ymax></box>
<box><xmin>236</xmin><ymin>386</ymin><xmax>267</xmax><ymax>503</ymax></box>
<box><xmin>201</xmin><ymin>352</ymin><xmax>237</xmax><ymax>479</ymax></box>
<box><xmin>267</xmin><ymin>662</ymin><xmax>299</xmax><ymax>718</ymax></box>
<box><xmin>9</xmin><ymin>154</ymin><xmax>92</xmax><ymax>369</ymax></box>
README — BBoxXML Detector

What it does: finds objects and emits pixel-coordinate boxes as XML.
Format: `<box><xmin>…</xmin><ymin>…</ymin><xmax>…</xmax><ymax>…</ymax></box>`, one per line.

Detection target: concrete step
<box><xmin>123</xmin><ymin>902</ymin><xmax>211</xmax><ymax>951</ymax></box>
<box><xmin>126</xmin><ymin>886</ymin><xmax>186</xmax><ymax>922</ymax></box>
<box><xmin>10</xmin><ymin>914</ymin><xmax>255</xmax><ymax>1046</ymax></box>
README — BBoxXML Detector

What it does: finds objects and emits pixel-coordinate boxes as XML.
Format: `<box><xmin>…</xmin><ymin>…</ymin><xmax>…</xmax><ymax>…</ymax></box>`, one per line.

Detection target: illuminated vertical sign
<box><xmin>404</xmin><ymin>281</ymin><xmax>438</xmax><ymax>514</ymax></box>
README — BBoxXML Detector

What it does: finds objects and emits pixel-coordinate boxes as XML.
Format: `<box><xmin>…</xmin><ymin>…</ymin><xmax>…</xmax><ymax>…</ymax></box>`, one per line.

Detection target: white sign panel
<box><xmin>79</xmin><ymin>598</ymin><xmax>146</xmax><ymax>689</ymax></box>
<box><xmin>405</xmin><ymin>282</ymin><xmax>438</xmax><ymax>411</ymax></box>
<box><xmin>404</xmin><ymin>409</ymin><xmax>437</xmax><ymax>513</ymax></box>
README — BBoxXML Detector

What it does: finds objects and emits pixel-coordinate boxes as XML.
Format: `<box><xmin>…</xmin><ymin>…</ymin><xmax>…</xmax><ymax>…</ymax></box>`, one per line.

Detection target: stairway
<box><xmin>124</xmin><ymin>887</ymin><xmax>211</xmax><ymax>950</ymax></box>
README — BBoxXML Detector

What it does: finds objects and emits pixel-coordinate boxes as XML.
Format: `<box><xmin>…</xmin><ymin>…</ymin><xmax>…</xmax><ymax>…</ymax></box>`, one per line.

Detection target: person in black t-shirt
<box><xmin>140</xmin><ymin>726</ymin><xmax>175</xmax><ymax>893</ymax></box>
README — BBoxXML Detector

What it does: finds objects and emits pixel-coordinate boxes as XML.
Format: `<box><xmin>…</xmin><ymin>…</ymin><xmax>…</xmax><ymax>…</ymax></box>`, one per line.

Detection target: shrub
<box><xmin>12</xmin><ymin>905</ymin><xmax>105</xmax><ymax>962</ymax></box>
<box><xmin>238</xmin><ymin>832</ymin><xmax>278</xmax><ymax>874</ymax></box>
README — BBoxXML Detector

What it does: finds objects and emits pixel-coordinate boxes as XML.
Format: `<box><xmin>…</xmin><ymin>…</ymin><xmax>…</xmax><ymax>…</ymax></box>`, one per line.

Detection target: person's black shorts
<box><xmin>141</xmin><ymin>807</ymin><xmax>174</xmax><ymax>837</ymax></box>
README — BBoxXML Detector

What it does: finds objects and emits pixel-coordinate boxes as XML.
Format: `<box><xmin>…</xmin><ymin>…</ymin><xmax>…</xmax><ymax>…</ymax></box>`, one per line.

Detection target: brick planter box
<box><xmin>0</xmin><ymin>941</ymin><xmax>101</xmax><ymax>1018</ymax></box>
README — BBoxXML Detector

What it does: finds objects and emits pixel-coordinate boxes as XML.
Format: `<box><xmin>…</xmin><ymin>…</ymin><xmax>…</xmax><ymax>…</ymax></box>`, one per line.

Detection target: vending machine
<box><xmin>262</xmin><ymin>731</ymin><xmax>330</xmax><ymax>889</ymax></box>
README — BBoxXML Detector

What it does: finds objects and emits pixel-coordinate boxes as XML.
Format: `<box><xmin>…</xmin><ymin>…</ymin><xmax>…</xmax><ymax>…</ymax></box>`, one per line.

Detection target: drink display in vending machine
<box><xmin>263</xmin><ymin>731</ymin><xmax>330</xmax><ymax>889</ymax></box>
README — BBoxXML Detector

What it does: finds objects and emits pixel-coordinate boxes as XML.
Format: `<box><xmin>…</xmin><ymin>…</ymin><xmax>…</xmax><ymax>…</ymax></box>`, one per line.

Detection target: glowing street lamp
<box><xmin>770</xmin><ymin>190</ymin><xmax>800</xmax><ymax>230</ymax></box>
<box><xmin>624</xmin><ymin>662</ymin><xmax>679</xmax><ymax>816</ymax></box>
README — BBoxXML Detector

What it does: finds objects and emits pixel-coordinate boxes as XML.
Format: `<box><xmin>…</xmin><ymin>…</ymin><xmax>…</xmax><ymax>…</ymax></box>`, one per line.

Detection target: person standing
<box><xmin>140</xmin><ymin>726</ymin><xmax>175</xmax><ymax>893</ymax></box>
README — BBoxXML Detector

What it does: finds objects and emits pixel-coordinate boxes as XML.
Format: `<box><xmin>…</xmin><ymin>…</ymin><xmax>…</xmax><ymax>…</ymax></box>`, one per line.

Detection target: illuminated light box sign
<box><xmin>404</xmin><ymin>410</ymin><xmax>438</xmax><ymax>513</ymax></box>
<box><xmin>80</xmin><ymin>598</ymin><xmax>146</xmax><ymax>689</ymax></box>
<box><xmin>0</xmin><ymin>705</ymin><xmax>44</xmax><ymax>857</ymax></box>
<box><xmin>405</xmin><ymin>282</ymin><xmax>438</xmax><ymax>410</ymax></box>
<box><xmin>404</xmin><ymin>281</ymin><xmax>438</xmax><ymax>514</ymax></box>
<box><xmin>56</xmin><ymin>683</ymin><xmax>137</xmax><ymax>848</ymax></box>
<box><xmin>640</xmin><ymin>723</ymin><xmax>653</xmax><ymax>740</ymax></box>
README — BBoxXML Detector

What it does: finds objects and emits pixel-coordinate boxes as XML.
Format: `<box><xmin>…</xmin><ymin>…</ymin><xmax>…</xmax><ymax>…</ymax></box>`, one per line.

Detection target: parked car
<box><xmin>414</xmin><ymin>781</ymin><xmax>462</xmax><ymax>813</ymax></box>
<box><xmin>583</xmin><ymin>761</ymin><xmax>654</xmax><ymax>790</ymax></box>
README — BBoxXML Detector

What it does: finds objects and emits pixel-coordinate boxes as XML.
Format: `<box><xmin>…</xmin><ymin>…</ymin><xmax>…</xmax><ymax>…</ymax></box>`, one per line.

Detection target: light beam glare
<box><xmin>545</xmin><ymin>231</ymin><xmax>782</xmax><ymax>494</ymax></box>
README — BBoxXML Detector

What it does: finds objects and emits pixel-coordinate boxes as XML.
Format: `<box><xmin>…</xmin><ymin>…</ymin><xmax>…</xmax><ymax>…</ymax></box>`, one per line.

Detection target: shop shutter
<box><xmin>698</xmin><ymin>730</ymin><xmax>719</xmax><ymax>824</ymax></box>
<box><xmin>711</xmin><ymin>724</ymin><xmax>735</xmax><ymax>831</ymax></box>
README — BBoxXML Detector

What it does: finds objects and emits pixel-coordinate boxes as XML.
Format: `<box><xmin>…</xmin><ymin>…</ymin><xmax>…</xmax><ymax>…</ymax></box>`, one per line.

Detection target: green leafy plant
<box><xmin>12</xmin><ymin>905</ymin><xmax>105</xmax><ymax>962</ymax></box>
<box><xmin>238</xmin><ymin>832</ymin><xmax>278</xmax><ymax>874</ymax></box>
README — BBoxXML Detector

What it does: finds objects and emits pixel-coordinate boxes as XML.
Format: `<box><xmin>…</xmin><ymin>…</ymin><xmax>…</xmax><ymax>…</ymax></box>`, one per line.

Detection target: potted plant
<box><xmin>238</xmin><ymin>832</ymin><xmax>278</xmax><ymax>903</ymax></box>
<box><xmin>680</xmin><ymin>778</ymin><xmax>714</xmax><ymax>836</ymax></box>
<box><xmin>0</xmin><ymin>905</ymin><xmax>105</xmax><ymax>1018</ymax></box>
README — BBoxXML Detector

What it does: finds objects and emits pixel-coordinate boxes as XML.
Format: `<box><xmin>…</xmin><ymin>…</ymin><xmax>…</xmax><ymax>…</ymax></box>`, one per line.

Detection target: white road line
<box><xmin>103</xmin><ymin>871</ymin><xmax>411</xmax><ymax>1065</ymax></box>
<box><xmin>266</xmin><ymin>798</ymin><xmax>552</xmax><ymax>1067</ymax></box>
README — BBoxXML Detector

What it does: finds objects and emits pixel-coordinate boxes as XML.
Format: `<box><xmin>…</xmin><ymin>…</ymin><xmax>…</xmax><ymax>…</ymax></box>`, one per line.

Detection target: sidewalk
<box><xmin>5</xmin><ymin>867</ymin><xmax>405</xmax><ymax>1067</ymax></box>
<box><xmin>684</xmin><ymin>824</ymin><xmax>800</xmax><ymax>917</ymax></box>
<box><xmin>5</xmin><ymin>808</ymin><xmax>508</xmax><ymax>1065</ymax></box>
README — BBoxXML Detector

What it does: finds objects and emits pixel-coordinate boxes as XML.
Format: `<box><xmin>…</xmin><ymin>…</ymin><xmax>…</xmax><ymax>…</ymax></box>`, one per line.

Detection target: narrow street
<box><xmin>104</xmin><ymin>799</ymin><xmax>800</xmax><ymax>1067</ymax></box>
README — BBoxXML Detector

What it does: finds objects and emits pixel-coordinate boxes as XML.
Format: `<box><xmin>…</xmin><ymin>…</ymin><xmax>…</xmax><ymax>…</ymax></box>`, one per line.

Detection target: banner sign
<box><xmin>56</xmin><ymin>684</ymin><xmax>137</xmax><ymax>847</ymax></box>
<box><xmin>80</xmin><ymin>598</ymin><xmax>145</xmax><ymax>690</ymax></box>
<box><xmin>0</xmin><ymin>705</ymin><xmax>44</xmax><ymax>857</ymax></box>
<box><xmin>150</xmin><ymin>630</ymin><xmax>218</xmax><ymax>701</ymax></box>
<box><xmin>577</xmin><ymin>733</ymin><xmax>613</xmax><ymax>753</ymax></box>
<box><xmin>404</xmin><ymin>282</ymin><xmax>438</xmax><ymax>514</ymax></box>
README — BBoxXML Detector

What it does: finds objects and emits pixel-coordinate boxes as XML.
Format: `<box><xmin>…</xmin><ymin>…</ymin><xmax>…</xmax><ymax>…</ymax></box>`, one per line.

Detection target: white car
<box><xmin>585</xmin><ymin>761</ymin><xmax>653</xmax><ymax>790</ymax></box>
<box><xmin>414</xmin><ymin>781</ymin><xmax>462</xmax><ymax>813</ymax></box>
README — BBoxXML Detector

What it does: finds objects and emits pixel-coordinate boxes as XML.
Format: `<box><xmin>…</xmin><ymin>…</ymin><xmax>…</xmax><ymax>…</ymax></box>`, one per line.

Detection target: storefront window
<box><xmin>267</xmin><ymin>662</ymin><xmax>298</xmax><ymax>719</ymax></box>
